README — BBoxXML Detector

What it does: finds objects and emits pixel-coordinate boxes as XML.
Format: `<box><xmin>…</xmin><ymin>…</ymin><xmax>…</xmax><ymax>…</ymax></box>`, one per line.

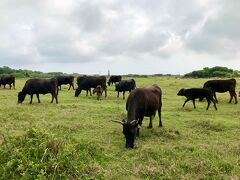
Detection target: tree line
<box><xmin>0</xmin><ymin>66</ymin><xmax>239</xmax><ymax>78</ymax></box>
<box><xmin>0</xmin><ymin>66</ymin><xmax>67</xmax><ymax>78</ymax></box>
<box><xmin>184</xmin><ymin>66</ymin><xmax>240</xmax><ymax>78</ymax></box>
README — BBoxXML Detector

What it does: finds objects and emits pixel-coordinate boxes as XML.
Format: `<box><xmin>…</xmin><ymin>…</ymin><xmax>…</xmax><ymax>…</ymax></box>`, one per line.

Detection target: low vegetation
<box><xmin>0</xmin><ymin>77</ymin><xmax>240</xmax><ymax>179</ymax></box>
<box><xmin>0</xmin><ymin>66</ymin><xmax>66</xmax><ymax>78</ymax></box>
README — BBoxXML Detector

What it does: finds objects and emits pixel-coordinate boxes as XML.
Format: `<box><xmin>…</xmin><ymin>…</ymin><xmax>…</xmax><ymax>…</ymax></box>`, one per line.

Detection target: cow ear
<box><xmin>122</xmin><ymin>119</ymin><xmax>127</xmax><ymax>125</ymax></box>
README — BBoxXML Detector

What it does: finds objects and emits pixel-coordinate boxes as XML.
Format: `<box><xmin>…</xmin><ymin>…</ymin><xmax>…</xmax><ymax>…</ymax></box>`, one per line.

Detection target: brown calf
<box><xmin>93</xmin><ymin>85</ymin><xmax>103</xmax><ymax>100</ymax></box>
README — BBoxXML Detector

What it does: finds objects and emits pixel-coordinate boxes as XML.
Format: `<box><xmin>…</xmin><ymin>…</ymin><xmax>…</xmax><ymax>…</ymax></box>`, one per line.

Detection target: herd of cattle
<box><xmin>0</xmin><ymin>75</ymin><xmax>238</xmax><ymax>148</ymax></box>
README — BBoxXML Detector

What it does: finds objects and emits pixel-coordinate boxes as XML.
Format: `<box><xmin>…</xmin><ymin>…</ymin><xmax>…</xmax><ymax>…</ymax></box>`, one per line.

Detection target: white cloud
<box><xmin>0</xmin><ymin>0</ymin><xmax>239</xmax><ymax>74</ymax></box>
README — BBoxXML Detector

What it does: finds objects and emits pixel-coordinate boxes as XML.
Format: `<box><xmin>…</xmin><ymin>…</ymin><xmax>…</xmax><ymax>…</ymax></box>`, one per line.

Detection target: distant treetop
<box><xmin>184</xmin><ymin>66</ymin><xmax>240</xmax><ymax>78</ymax></box>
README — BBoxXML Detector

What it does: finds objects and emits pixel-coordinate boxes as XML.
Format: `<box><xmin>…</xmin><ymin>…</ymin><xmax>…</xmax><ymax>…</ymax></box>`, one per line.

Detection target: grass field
<box><xmin>0</xmin><ymin>77</ymin><xmax>240</xmax><ymax>179</ymax></box>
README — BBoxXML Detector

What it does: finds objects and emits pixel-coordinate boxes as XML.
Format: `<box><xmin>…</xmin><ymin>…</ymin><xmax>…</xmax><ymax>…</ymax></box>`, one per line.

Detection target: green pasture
<box><xmin>0</xmin><ymin>77</ymin><xmax>240</xmax><ymax>179</ymax></box>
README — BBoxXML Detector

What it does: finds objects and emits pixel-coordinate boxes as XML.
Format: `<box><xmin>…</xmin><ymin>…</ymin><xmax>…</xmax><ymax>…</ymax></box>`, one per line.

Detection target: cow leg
<box><xmin>117</xmin><ymin>91</ymin><xmax>119</xmax><ymax>98</ymax></box>
<box><xmin>30</xmin><ymin>94</ymin><xmax>33</xmax><ymax>104</ymax></box>
<box><xmin>213</xmin><ymin>92</ymin><xmax>218</xmax><ymax>103</ymax></box>
<box><xmin>104</xmin><ymin>88</ymin><xmax>107</xmax><ymax>97</ymax></box>
<box><xmin>206</xmin><ymin>99</ymin><xmax>211</xmax><ymax>110</ymax></box>
<box><xmin>36</xmin><ymin>94</ymin><xmax>40</xmax><ymax>103</ymax></box>
<box><xmin>182</xmin><ymin>99</ymin><xmax>190</xmax><ymax>107</ymax></box>
<box><xmin>137</xmin><ymin>116</ymin><xmax>144</xmax><ymax>136</ymax></box>
<box><xmin>4</xmin><ymin>85</ymin><xmax>5</xmax><ymax>88</ymax></box>
<box><xmin>158</xmin><ymin>105</ymin><xmax>162</xmax><ymax>127</ymax></box>
<box><xmin>229</xmin><ymin>91</ymin><xmax>237</xmax><ymax>104</ymax></box>
<box><xmin>192</xmin><ymin>99</ymin><xmax>196</xmax><ymax>109</ymax></box>
<box><xmin>228</xmin><ymin>91</ymin><xmax>233</xmax><ymax>103</ymax></box>
<box><xmin>9</xmin><ymin>84</ymin><xmax>12</xmax><ymax>89</ymax></box>
<box><xmin>69</xmin><ymin>83</ymin><xmax>74</xmax><ymax>90</ymax></box>
<box><xmin>55</xmin><ymin>94</ymin><xmax>58</xmax><ymax>104</ymax></box>
<box><xmin>51</xmin><ymin>94</ymin><xmax>54</xmax><ymax>103</ymax></box>
<box><xmin>13</xmin><ymin>82</ymin><xmax>15</xmax><ymax>89</ymax></box>
<box><xmin>123</xmin><ymin>91</ymin><xmax>125</xmax><ymax>99</ymax></box>
<box><xmin>148</xmin><ymin>116</ymin><xmax>153</xmax><ymax>128</ymax></box>
<box><xmin>211</xmin><ymin>98</ymin><xmax>217</xmax><ymax>110</ymax></box>
<box><xmin>89</xmin><ymin>89</ymin><xmax>92</xmax><ymax>96</ymax></box>
<box><xmin>59</xmin><ymin>86</ymin><xmax>61</xmax><ymax>91</ymax></box>
<box><xmin>234</xmin><ymin>92</ymin><xmax>238</xmax><ymax>104</ymax></box>
<box><xmin>86</xmin><ymin>90</ymin><xmax>88</xmax><ymax>96</ymax></box>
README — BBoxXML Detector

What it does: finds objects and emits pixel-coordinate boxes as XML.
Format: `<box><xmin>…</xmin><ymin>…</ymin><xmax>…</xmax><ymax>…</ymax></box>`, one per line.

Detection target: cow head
<box><xmin>177</xmin><ymin>88</ymin><xmax>185</xmax><ymax>96</ymax></box>
<box><xmin>74</xmin><ymin>88</ymin><xmax>81</xmax><ymax>97</ymax></box>
<box><xmin>113</xmin><ymin>119</ymin><xmax>138</xmax><ymax>148</ymax></box>
<box><xmin>18</xmin><ymin>92</ymin><xmax>26</xmax><ymax>103</ymax></box>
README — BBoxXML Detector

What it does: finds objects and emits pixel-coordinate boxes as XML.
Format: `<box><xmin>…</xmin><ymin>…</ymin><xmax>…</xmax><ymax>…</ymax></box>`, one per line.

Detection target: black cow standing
<box><xmin>18</xmin><ymin>78</ymin><xmax>58</xmax><ymax>104</ymax></box>
<box><xmin>115</xmin><ymin>79</ymin><xmax>136</xmax><ymax>99</ymax></box>
<box><xmin>75</xmin><ymin>75</ymin><xmax>107</xmax><ymax>97</ymax></box>
<box><xmin>107</xmin><ymin>75</ymin><xmax>122</xmax><ymax>86</ymax></box>
<box><xmin>177</xmin><ymin>88</ymin><xmax>217</xmax><ymax>110</ymax></box>
<box><xmin>200</xmin><ymin>79</ymin><xmax>237</xmax><ymax>104</ymax></box>
<box><xmin>113</xmin><ymin>84</ymin><xmax>162</xmax><ymax>148</ymax></box>
<box><xmin>56</xmin><ymin>76</ymin><xmax>74</xmax><ymax>90</ymax></box>
<box><xmin>0</xmin><ymin>75</ymin><xmax>15</xmax><ymax>89</ymax></box>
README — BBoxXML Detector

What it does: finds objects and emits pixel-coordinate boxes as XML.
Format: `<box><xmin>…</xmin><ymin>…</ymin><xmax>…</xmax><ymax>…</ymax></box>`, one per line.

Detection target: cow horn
<box><xmin>130</xmin><ymin>120</ymin><xmax>138</xmax><ymax>126</ymax></box>
<box><xmin>111</xmin><ymin>120</ymin><xmax>124</xmax><ymax>125</ymax></box>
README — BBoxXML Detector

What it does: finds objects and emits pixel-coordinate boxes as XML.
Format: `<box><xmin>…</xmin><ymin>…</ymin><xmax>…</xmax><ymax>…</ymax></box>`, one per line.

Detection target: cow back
<box><xmin>203</xmin><ymin>79</ymin><xmax>236</xmax><ymax>92</ymax></box>
<box><xmin>126</xmin><ymin>85</ymin><xmax>161</xmax><ymax>122</ymax></box>
<box><xmin>77</xmin><ymin>75</ymin><xmax>106</xmax><ymax>89</ymax></box>
<box><xmin>23</xmin><ymin>78</ymin><xmax>57</xmax><ymax>94</ymax></box>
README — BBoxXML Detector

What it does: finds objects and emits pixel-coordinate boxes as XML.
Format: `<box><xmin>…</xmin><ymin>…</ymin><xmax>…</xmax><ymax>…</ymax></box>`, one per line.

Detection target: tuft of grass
<box><xmin>193</xmin><ymin>120</ymin><xmax>226</xmax><ymax>132</ymax></box>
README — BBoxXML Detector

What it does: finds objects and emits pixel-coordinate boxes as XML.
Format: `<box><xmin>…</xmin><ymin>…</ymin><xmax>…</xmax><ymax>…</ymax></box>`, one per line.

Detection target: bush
<box><xmin>0</xmin><ymin>128</ymin><xmax>107</xmax><ymax>179</ymax></box>
<box><xmin>184</xmin><ymin>66</ymin><xmax>240</xmax><ymax>78</ymax></box>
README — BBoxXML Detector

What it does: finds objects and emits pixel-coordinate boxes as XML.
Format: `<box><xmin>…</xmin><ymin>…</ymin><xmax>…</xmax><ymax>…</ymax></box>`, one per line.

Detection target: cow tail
<box><xmin>233</xmin><ymin>79</ymin><xmax>237</xmax><ymax>88</ymax></box>
<box><xmin>133</xmin><ymin>79</ymin><xmax>136</xmax><ymax>89</ymax></box>
<box><xmin>13</xmin><ymin>77</ymin><xmax>15</xmax><ymax>89</ymax></box>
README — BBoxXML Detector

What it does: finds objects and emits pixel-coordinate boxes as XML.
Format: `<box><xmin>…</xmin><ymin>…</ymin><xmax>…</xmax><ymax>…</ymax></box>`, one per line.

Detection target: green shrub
<box><xmin>0</xmin><ymin>128</ymin><xmax>107</xmax><ymax>179</ymax></box>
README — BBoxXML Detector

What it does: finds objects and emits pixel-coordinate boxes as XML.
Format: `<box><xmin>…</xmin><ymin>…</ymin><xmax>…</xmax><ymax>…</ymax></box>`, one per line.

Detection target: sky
<box><xmin>0</xmin><ymin>0</ymin><xmax>240</xmax><ymax>75</ymax></box>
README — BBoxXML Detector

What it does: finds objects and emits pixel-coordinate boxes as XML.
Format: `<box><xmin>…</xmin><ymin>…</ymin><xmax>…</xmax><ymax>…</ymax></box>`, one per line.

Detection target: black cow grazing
<box><xmin>18</xmin><ymin>78</ymin><xmax>58</xmax><ymax>104</ymax></box>
<box><xmin>0</xmin><ymin>75</ymin><xmax>15</xmax><ymax>89</ymax></box>
<box><xmin>75</xmin><ymin>75</ymin><xmax>107</xmax><ymax>97</ymax></box>
<box><xmin>107</xmin><ymin>75</ymin><xmax>122</xmax><ymax>86</ymax></box>
<box><xmin>56</xmin><ymin>76</ymin><xmax>74</xmax><ymax>90</ymax></box>
<box><xmin>201</xmin><ymin>79</ymin><xmax>237</xmax><ymax>104</ymax></box>
<box><xmin>93</xmin><ymin>85</ymin><xmax>103</xmax><ymax>100</ymax></box>
<box><xmin>177</xmin><ymin>88</ymin><xmax>217</xmax><ymax>110</ymax></box>
<box><xmin>113</xmin><ymin>84</ymin><xmax>162</xmax><ymax>148</ymax></box>
<box><xmin>115</xmin><ymin>79</ymin><xmax>136</xmax><ymax>99</ymax></box>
